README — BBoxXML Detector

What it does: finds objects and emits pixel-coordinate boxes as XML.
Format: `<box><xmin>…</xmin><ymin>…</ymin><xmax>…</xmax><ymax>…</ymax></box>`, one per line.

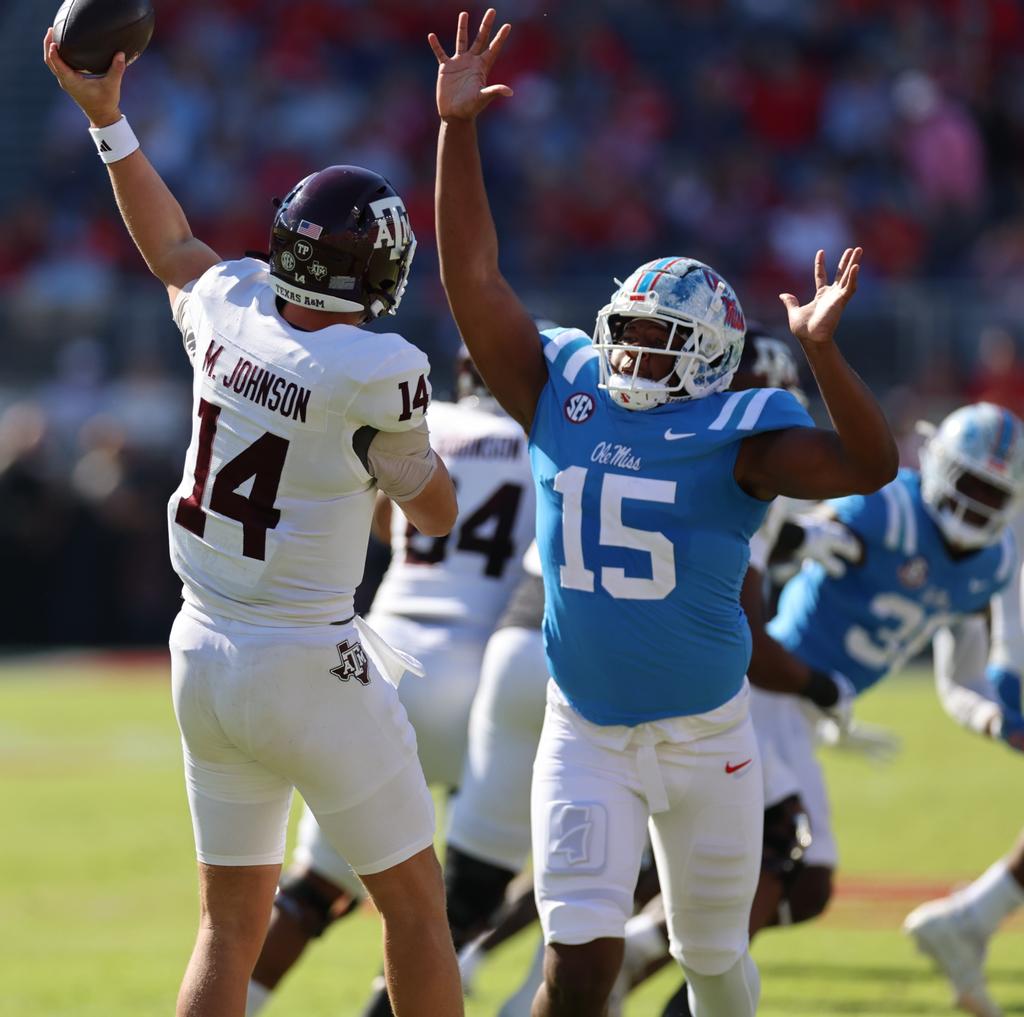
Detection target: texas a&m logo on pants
<box><xmin>330</xmin><ymin>640</ymin><xmax>370</xmax><ymax>686</ymax></box>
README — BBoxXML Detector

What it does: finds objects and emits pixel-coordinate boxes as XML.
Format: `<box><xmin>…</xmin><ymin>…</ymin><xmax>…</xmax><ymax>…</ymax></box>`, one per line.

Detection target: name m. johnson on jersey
<box><xmin>202</xmin><ymin>339</ymin><xmax>312</xmax><ymax>423</ymax></box>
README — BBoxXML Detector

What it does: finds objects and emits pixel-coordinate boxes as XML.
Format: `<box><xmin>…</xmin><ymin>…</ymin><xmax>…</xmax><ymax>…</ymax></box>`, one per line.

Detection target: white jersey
<box><xmin>371</xmin><ymin>399</ymin><xmax>535</xmax><ymax>624</ymax></box>
<box><xmin>748</xmin><ymin>496</ymin><xmax>817</xmax><ymax>574</ymax></box>
<box><xmin>748</xmin><ymin>497</ymin><xmax>793</xmax><ymax>574</ymax></box>
<box><xmin>168</xmin><ymin>258</ymin><xmax>430</xmax><ymax>626</ymax></box>
<box><xmin>932</xmin><ymin>507</ymin><xmax>1024</xmax><ymax>736</ymax></box>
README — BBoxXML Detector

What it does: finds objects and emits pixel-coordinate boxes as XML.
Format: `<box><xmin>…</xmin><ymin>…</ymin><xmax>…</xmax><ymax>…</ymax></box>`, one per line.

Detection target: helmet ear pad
<box><xmin>268</xmin><ymin>166</ymin><xmax>416</xmax><ymax>319</ymax></box>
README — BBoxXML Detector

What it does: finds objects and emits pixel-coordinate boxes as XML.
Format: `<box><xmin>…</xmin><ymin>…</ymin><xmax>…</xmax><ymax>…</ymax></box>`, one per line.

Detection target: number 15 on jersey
<box><xmin>555</xmin><ymin>466</ymin><xmax>677</xmax><ymax>601</ymax></box>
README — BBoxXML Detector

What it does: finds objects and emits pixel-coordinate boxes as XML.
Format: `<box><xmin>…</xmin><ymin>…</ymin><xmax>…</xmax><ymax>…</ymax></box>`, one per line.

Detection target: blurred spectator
<box><xmin>965</xmin><ymin>327</ymin><xmax>1024</xmax><ymax>418</ymax></box>
<box><xmin>5</xmin><ymin>0</ymin><xmax>1024</xmax><ymax>645</ymax></box>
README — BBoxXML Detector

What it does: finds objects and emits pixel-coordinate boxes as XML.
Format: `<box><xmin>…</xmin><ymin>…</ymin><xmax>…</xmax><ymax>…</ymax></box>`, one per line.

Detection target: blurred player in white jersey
<box><xmin>904</xmin><ymin>508</ymin><xmax>1024</xmax><ymax>1017</ymax></box>
<box><xmin>44</xmin><ymin>37</ymin><xmax>464</xmax><ymax>1017</ymax></box>
<box><xmin>246</xmin><ymin>348</ymin><xmax>535</xmax><ymax>1017</ymax></box>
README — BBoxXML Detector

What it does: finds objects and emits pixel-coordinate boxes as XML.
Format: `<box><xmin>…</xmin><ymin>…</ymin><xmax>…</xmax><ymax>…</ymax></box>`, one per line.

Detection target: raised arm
<box><xmin>43</xmin><ymin>29</ymin><xmax>219</xmax><ymax>309</ymax></box>
<box><xmin>429</xmin><ymin>10</ymin><xmax>548</xmax><ymax>431</ymax></box>
<box><xmin>735</xmin><ymin>248</ymin><xmax>900</xmax><ymax>500</ymax></box>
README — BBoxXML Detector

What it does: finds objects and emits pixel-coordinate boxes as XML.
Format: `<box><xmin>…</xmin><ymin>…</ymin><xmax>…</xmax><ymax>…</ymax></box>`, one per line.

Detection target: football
<box><xmin>53</xmin><ymin>0</ymin><xmax>155</xmax><ymax>75</ymax></box>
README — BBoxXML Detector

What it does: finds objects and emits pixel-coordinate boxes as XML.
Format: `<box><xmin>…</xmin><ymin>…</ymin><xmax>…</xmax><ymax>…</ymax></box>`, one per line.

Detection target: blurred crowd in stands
<box><xmin>4</xmin><ymin>0</ymin><xmax>1024</xmax><ymax>645</ymax></box>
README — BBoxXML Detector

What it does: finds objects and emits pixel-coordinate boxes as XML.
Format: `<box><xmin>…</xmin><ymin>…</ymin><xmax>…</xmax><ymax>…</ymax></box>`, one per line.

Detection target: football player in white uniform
<box><xmin>904</xmin><ymin>510</ymin><xmax>1024</xmax><ymax>1017</ymax></box>
<box><xmin>246</xmin><ymin>349</ymin><xmax>535</xmax><ymax>1017</ymax></box>
<box><xmin>44</xmin><ymin>37</ymin><xmax>465</xmax><ymax>1017</ymax></box>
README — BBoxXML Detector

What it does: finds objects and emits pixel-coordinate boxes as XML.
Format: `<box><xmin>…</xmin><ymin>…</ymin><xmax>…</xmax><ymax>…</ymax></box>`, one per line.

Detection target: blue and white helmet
<box><xmin>593</xmin><ymin>257</ymin><xmax>747</xmax><ymax>410</ymax></box>
<box><xmin>919</xmin><ymin>403</ymin><xmax>1024</xmax><ymax>549</ymax></box>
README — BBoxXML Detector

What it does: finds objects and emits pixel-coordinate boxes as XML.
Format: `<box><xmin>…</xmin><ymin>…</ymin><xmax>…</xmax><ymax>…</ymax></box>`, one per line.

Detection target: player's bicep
<box><xmin>738</xmin><ymin>427</ymin><xmax>875</xmax><ymax>501</ymax></box>
<box><xmin>446</xmin><ymin>276</ymin><xmax>547</xmax><ymax>431</ymax></box>
<box><xmin>162</xmin><ymin>238</ymin><xmax>221</xmax><ymax>304</ymax></box>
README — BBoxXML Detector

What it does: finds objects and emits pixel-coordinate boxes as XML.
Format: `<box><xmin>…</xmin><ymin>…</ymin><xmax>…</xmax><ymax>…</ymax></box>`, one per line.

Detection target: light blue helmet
<box><xmin>919</xmin><ymin>402</ymin><xmax>1024</xmax><ymax>549</ymax></box>
<box><xmin>593</xmin><ymin>257</ymin><xmax>746</xmax><ymax>410</ymax></box>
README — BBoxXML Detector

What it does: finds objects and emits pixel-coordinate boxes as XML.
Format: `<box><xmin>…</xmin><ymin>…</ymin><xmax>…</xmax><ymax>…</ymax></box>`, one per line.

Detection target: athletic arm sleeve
<box><xmin>933</xmin><ymin>620</ymin><xmax>1002</xmax><ymax>737</ymax></box>
<box><xmin>365</xmin><ymin>421</ymin><xmax>438</xmax><ymax>503</ymax></box>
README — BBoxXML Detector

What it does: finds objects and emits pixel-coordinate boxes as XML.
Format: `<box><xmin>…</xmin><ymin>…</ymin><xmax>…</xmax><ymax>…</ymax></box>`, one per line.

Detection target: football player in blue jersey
<box><xmin>900</xmin><ymin>517</ymin><xmax>1024</xmax><ymax>1017</ymax></box>
<box><xmin>429</xmin><ymin>11</ymin><xmax>898</xmax><ymax>1017</ymax></box>
<box><xmin>686</xmin><ymin>402</ymin><xmax>1024</xmax><ymax>1016</ymax></box>
<box><xmin>654</xmin><ymin>405</ymin><xmax>1024</xmax><ymax>1017</ymax></box>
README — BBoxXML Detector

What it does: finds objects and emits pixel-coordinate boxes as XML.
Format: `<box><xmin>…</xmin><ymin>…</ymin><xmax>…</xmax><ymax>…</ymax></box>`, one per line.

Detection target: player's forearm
<box><xmin>436</xmin><ymin>119</ymin><xmax>500</xmax><ymax>292</ymax></box>
<box><xmin>748</xmin><ymin>627</ymin><xmax>814</xmax><ymax>693</ymax></box>
<box><xmin>742</xmin><ymin>568</ymin><xmax>814</xmax><ymax>694</ymax></box>
<box><xmin>801</xmin><ymin>341</ymin><xmax>898</xmax><ymax>493</ymax></box>
<box><xmin>434</xmin><ymin>117</ymin><xmax>546</xmax><ymax>430</ymax></box>
<box><xmin>104</xmin><ymin>146</ymin><xmax>198</xmax><ymax>284</ymax></box>
<box><xmin>399</xmin><ymin>455</ymin><xmax>457</xmax><ymax>537</ymax></box>
<box><xmin>936</xmin><ymin>671</ymin><xmax>1003</xmax><ymax>737</ymax></box>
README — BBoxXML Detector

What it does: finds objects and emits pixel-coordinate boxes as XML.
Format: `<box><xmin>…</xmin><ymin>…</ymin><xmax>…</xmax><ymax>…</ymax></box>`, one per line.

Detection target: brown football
<box><xmin>53</xmin><ymin>0</ymin><xmax>155</xmax><ymax>75</ymax></box>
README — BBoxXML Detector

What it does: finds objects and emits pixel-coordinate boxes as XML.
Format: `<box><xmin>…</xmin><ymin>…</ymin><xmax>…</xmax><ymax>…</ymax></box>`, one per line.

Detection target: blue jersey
<box><xmin>769</xmin><ymin>469</ymin><xmax>1016</xmax><ymax>694</ymax></box>
<box><xmin>531</xmin><ymin>327</ymin><xmax>814</xmax><ymax>725</ymax></box>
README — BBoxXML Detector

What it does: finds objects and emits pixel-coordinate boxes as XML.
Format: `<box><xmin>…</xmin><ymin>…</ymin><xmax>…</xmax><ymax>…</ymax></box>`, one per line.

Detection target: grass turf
<box><xmin>1</xmin><ymin>658</ymin><xmax>1020</xmax><ymax>1016</ymax></box>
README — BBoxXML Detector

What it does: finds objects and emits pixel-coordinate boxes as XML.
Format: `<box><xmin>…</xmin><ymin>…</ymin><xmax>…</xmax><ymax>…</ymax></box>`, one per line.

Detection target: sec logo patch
<box><xmin>564</xmin><ymin>392</ymin><xmax>595</xmax><ymax>424</ymax></box>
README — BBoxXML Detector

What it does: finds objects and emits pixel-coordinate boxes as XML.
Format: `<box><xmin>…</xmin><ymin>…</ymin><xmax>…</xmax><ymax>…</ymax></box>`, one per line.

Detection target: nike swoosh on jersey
<box><xmin>725</xmin><ymin>759</ymin><xmax>753</xmax><ymax>774</ymax></box>
<box><xmin>664</xmin><ymin>429</ymin><xmax>697</xmax><ymax>441</ymax></box>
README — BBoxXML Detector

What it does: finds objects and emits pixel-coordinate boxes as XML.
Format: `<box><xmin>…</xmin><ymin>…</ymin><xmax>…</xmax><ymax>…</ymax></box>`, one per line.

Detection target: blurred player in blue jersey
<box><xmin>655</xmin><ymin>404</ymin><xmax>1024</xmax><ymax>1017</ymax></box>
<box><xmin>732</xmin><ymin>403</ymin><xmax>1024</xmax><ymax>972</ymax></box>
<box><xmin>652</xmin><ymin>416</ymin><xmax>1024</xmax><ymax>1017</ymax></box>
<box><xmin>902</xmin><ymin>520</ymin><xmax>1024</xmax><ymax>1017</ymax></box>
<box><xmin>429</xmin><ymin>11</ymin><xmax>898</xmax><ymax>1016</ymax></box>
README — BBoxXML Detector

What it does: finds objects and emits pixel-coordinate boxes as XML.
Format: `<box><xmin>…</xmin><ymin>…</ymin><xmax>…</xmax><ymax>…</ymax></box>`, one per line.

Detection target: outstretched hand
<box><xmin>780</xmin><ymin>247</ymin><xmax>862</xmax><ymax>346</ymax></box>
<box><xmin>43</xmin><ymin>26</ymin><xmax>125</xmax><ymax>127</ymax></box>
<box><xmin>428</xmin><ymin>9</ymin><xmax>513</xmax><ymax>122</ymax></box>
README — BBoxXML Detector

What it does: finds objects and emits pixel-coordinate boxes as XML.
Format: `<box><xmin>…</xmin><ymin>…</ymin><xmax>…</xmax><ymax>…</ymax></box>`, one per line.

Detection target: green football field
<box><xmin>2</xmin><ymin>658</ymin><xmax>1021</xmax><ymax>1016</ymax></box>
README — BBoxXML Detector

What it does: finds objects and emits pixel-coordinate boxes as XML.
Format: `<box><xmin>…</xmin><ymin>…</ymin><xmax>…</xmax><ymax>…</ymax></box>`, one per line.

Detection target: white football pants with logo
<box><xmin>169</xmin><ymin>606</ymin><xmax>434</xmax><ymax>873</ymax></box>
<box><xmin>748</xmin><ymin>685</ymin><xmax>836</xmax><ymax>867</ymax></box>
<box><xmin>532</xmin><ymin>680</ymin><xmax>763</xmax><ymax>984</ymax></box>
<box><xmin>293</xmin><ymin>613</ymin><xmax>489</xmax><ymax>889</ymax></box>
<box><xmin>447</xmin><ymin>625</ymin><xmax>549</xmax><ymax>871</ymax></box>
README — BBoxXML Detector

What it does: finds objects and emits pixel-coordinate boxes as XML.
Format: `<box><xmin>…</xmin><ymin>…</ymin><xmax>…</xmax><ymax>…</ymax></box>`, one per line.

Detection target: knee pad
<box><xmin>777</xmin><ymin>865</ymin><xmax>833</xmax><ymax>926</ymax></box>
<box><xmin>273</xmin><ymin>872</ymin><xmax>358</xmax><ymax>938</ymax></box>
<box><xmin>444</xmin><ymin>844</ymin><xmax>516</xmax><ymax>939</ymax></box>
<box><xmin>682</xmin><ymin>951</ymin><xmax>760</xmax><ymax>1017</ymax></box>
<box><xmin>762</xmin><ymin>794</ymin><xmax>812</xmax><ymax>881</ymax></box>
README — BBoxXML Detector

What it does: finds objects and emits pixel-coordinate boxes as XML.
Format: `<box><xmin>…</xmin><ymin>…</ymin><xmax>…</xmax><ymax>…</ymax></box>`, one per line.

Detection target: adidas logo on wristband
<box><xmin>88</xmin><ymin>116</ymin><xmax>140</xmax><ymax>164</ymax></box>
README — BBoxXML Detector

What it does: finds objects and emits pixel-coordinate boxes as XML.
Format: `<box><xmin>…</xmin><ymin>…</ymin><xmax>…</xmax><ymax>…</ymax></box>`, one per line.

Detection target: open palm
<box><xmin>429</xmin><ymin>9</ymin><xmax>512</xmax><ymax>121</ymax></box>
<box><xmin>781</xmin><ymin>248</ymin><xmax>862</xmax><ymax>345</ymax></box>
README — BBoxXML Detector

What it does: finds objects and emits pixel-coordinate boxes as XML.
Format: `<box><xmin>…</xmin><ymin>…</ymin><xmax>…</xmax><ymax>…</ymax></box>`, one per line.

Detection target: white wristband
<box><xmin>89</xmin><ymin>116</ymin><xmax>139</xmax><ymax>164</ymax></box>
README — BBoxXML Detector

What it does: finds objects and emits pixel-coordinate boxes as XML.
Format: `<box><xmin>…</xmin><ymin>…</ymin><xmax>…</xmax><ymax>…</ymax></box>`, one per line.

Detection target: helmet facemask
<box><xmin>593</xmin><ymin>267</ymin><xmax>744</xmax><ymax>411</ymax></box>
<box><xmin>920</xmin><ymin>442</ymin><xmax>1018</xmax><ymax>550</ymax></box>
<box><xmin>918</xmin><ymin>404</ymin><xmax>1024</xmax><ymax>551</ymax></box>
